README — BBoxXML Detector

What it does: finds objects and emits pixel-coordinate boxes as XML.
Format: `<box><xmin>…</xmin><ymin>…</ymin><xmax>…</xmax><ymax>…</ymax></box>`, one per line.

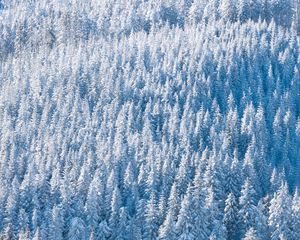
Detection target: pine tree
<box><xmin>5</xmin><ymin>177</ymin><xmax>20</xmax><ymax>228</ymax></box>
<box><xmin>238</xmin><ymin>0</ymin><xmax>249</xmax><ymax>22</ymax></box>
<box><xmin>144</xmin><ymin>192</ymin><xmax>159</xmax><ymax>240</ymax></box>
<box><xmin>241</xmin><ymin>102</ymin><xmax>255</xmax><ymax>155</ymax></box>
<box><xmin>223</xmin><ymin>193</ymin><xmax>239</xmax><ymax>240</ymax></box>
<box><xmin>243</xmin><ymin>227</ymin><xmax>260</xmax><ymax>240</ymax></box>
<box><xmin>209</xmin><ymin>219</ymin><xmax>227</xmax><ymax>240</ymax></box>
<box><xmin>291</xmin><ymin>189</ymin><xmax>300</xmax><ymax>239</ymax></box>
<box><xmin>175</xmin><ymin>186</ymin><xmax>195</xmax><ymax>239</ymax></box>
<box><xmin>0</xmin><ymin>1</ymin><xmax>299</xmax><ymax>239</ymax></box>
<box><xmin>17</xmin><ymin>228</ymin><xmax>30</xmax><ymax>240</ymax></box>
<box><xmin>239</xmin><ymin>179</ymin><xmax>258</xmax><ymax>237</ymax></box>
<box><xmin>158</xmin><ymin>207</ymin><xmax>177</xmax><ymax>240</ymax></box>
<box><xmin>49</xmin><ymin>205</ymin><xmax>64</xmax><ymax>240</ymax></box>
<box><xmin>272</xmin><ymin>108</ymin><xmax>284</xmax><ymax>166</ymax></box>
<box><xmin>255</xmin><ymin>200</ymin><xmax>269</xmax><ymax>239</ymax></box>
<box><xmin>219</xmin><ymin>0</ymin><xmax>237</xmax><ymax>22</ymax></box>
<box><xmin>268</xmin><ymin>182</ymin><xmax>292</xmax><ymax>240</ymax></box>
<box><xmin>85</xmin><ymin>170</ymin><xmax>105</xmax><ymax>230</ymax></box>
<box><xmin>224</xmin><ymin>150</ymin><xmax>242</xmax><ymax>197</ymax></box>
<box><xmin>32</xmin><ymin>228</ymin><xmax>42</xmax><ymax>240</ymax></box>
<box><xmin>96</xmin><ymin>220</ymin><xmax>111</xmax><ymax>240</ymax></box>
<box><xmin>18</xmin><ymin>208</ymin><xmax>29</xmax><ymax>237</ymax></box>
<box><xmin>123</xmin><ymin>161</ymin><xmax>138</xmax><ymax>216</ymax></box>
<box><xmin>109</xmin><ymin>185</ymin><xmax>122</xmax><ymax>238</ymax></box>
<box><xmin>0</xmin><ymin>223</ymin><xmax>15</xmax><ymax>240</ymax></box>
<box><xmin>190</xmin><ymin>171</ymin><xmax>210</xmax><ymax>239</ymax></box>
<box><xmin>115</xmin><ymin>207</ymin><xmax>131</xmax><ymax>239</ymax></box>
<box><xmin>67</xmin><ymin>217</ymin><xmax>87</xmax><ymax>240</ymax></box>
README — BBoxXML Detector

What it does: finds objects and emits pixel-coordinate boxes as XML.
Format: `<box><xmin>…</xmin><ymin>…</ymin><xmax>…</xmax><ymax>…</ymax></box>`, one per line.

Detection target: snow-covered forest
<box><xmin>0</xmin><ymin>0</ymin><xmax>300</xmax><ymax>239</ymax></box>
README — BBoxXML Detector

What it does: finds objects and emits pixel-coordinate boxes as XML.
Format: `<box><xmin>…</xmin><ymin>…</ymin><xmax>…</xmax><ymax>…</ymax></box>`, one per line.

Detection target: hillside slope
<box><xmin>0</xmin><ymin>1</ymin><xmax>299</xmax><ymax>239</ymax></box>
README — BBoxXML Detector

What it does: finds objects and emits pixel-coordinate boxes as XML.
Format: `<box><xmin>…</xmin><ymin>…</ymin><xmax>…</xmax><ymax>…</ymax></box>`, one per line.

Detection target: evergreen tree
<box><xmin>175</xmin><ymin>186</ymin><xmax>195</xmax><ymax>239</ymax></box>
<box><xmin>0</xmin><ymin>1</ymin><xmax>298</xmax><ymax>239</ymax></box>
<box><xmin>224</xmin><ymin>150</ymin><xmax>242</xmax><ymax>197</ymax></box>
<box><xmin>291</xmin><ymin>189</ymin><xmax>300</xmax><ymax>239</ymax></box>
<box><xmin>219</xmin><ymin>0</ymin><xmax>237</xmax><ymax>22</ymax></box>
<box><xmin>223</xmin><ymin>193</ymin><xmax>239</xmax><ymax>240</ymax></box>
<box><xmin>0</xmin><ymin>223</ymin><xmax>15</xmax><ymax>240</ymax></box>
<box><xmin>144</xmin><ymin>192</ymin><xmax>159</xmax><ymax>240</ymax></box>
<box><xmin>243</xmin><ymin>227</ymin><xmax>260</xmax><ymax>240</ymax></box>
<box><xmin>268</xmin><ymin>182</ymin><xmax>292</xmax><ymax>240</ymax></box>
<box><xmin>239</xmin><ymin>179</ymin><xmax>258</xmax><ymax>237</ymax></box>
<box><xmin>17</xmin><ymin>228</ymin><xmax>30</xmax><ymax>240</ymax></box>
<box><xmin>187</xmin><ymin>169</ymin><xmax>209</xmax><ymax>238</ymax></box>
<box><xmin>96</xmin><ymin>220</ymin><xmax>111</xmax><ymax>240</ymax></box>
<box><xmin>109</xmin><ymin>185</ymin><xmax>122</xmax><ymax>238</ymax></box>
<box><xmin>158</xmin><ymin>207</ymin><xmax>177</xmax><ymax>240</ymax></box>
<box><xmin>32</xmin><ymin>228</ymin><xmax>42</xmax><ymax>240</ymax></box>
<box><xmin>49</xmin><ymin>205</ymin><xmax>64</xmax><ymax>240</ymax></box>
<box><xmin>85</xmin><ymin>170</ymin><xmax>105</xmax><ymax>230</ymax></box>
<box><xmin>67</xmin><ymin>217</ymin><xmax>87</xmax><ymax>240</ymax></box>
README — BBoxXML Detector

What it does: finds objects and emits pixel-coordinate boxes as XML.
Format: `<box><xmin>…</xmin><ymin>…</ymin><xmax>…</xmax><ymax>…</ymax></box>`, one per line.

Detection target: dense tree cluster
<box><xmin>0</xmin><ymin>0</ymin><xmax>299</xmax><ymax>239</ymax></box>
